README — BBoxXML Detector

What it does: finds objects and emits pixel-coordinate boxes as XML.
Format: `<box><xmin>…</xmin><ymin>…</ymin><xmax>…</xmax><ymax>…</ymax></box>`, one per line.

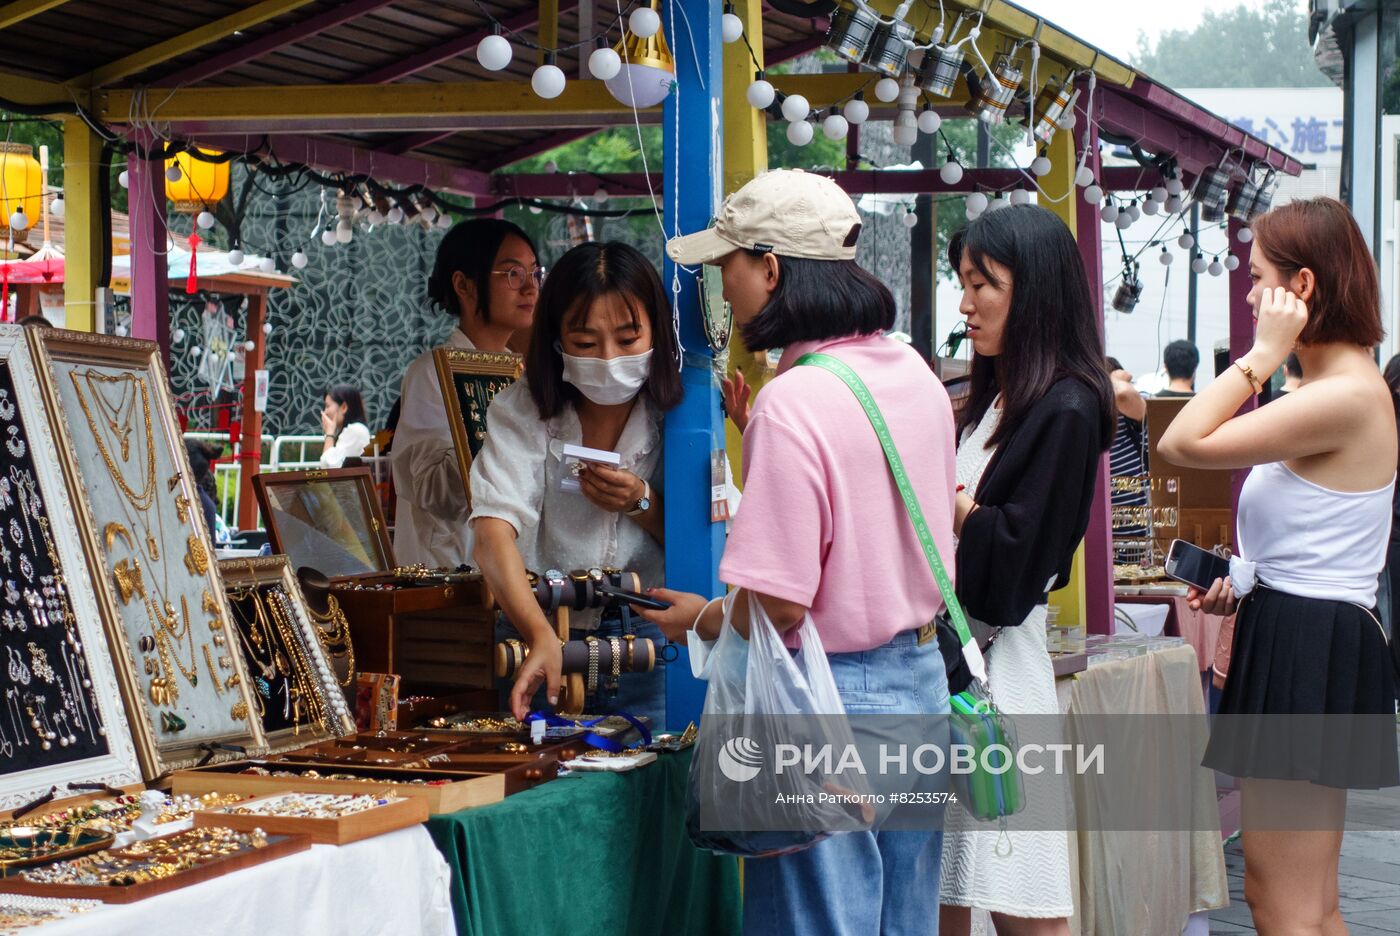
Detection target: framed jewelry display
<box><xmin>217</xmin><ymin>557</ymin><xmax>354</xmax><ymax>755</ymax></box>
<box><xmin>252</xmin><ymin>467</ymin><xmax>393</xmax><ymax>580</ymax></box>
<box><xmin>431</xmin><ymin>348</ymin><xmax>523</xmax><ymax>503</ymax></box>
<box><xmin>25</xmin><ymin>329</ymin><xmax>263</xmax><ymax>777</ymax></box>
<box><xmin>0</xmin><ymin>327</ymin><xmax>142</xmax><ymax>810</ymax></box>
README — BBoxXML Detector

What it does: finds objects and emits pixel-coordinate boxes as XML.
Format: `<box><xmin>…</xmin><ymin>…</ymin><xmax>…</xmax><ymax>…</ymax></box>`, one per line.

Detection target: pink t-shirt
<box><xmin>719</xmin><ymin>333</ymin><xmax>957</xmax><ymax>654</ymax></box>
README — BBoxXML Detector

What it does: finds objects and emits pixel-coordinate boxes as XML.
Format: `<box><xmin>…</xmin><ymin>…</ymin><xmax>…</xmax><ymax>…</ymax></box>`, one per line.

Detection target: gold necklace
<box><xmin>308</xmin><ymin>595</ymin><xmax>355</xmax><ymax>688</ymax></box>
<box><xmin>68</xmin><ymin>370</ymin><xmax>155</xmax><ymax>511</ymax></box>
<box><xmin>266</xmin><ymin>589</ymin><xmax>328</xmax><ymax>734</ymax></box>
<box><xmin>85</xmin><ymin>372</ymin><xmax>135</xmax><ymax>461</ymax></box>
<box><xmin>150</xmin><ymin>595</ymin><xmax>200</xmax><ymax>687</ymax></box>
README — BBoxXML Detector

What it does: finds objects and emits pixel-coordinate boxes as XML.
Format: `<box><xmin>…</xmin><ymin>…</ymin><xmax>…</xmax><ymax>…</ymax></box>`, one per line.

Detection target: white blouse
<box><xmin>468</xmin><ymin>379</ymin><xmax>664</xmax><ymax>630</ymax></box>
<box><xmin>318</xmin><ymin>422</ymin><xmax>371</xmax><ymax>469</ymax></box>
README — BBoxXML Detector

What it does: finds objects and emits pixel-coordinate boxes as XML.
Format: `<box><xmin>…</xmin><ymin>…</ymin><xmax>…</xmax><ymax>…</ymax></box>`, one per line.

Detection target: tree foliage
<box><xmin>1132</xmin><ymin>0</ymin><xmax>1327</xmax><ymax>89</ymax></box>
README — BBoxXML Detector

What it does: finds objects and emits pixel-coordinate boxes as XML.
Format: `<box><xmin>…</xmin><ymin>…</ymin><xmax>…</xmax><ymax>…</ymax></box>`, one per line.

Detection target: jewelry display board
<box><xmin>431</xmin><ymin>348</ymin><xmax>523</xmax><ymax>503</ymax></box>
<box><xmin>26</xmin><ymin>329</ymin><xmax>263</xmax><ymax>777</ymax></box>
<box><xmin>218</xmin><ymin>558</ymin><xmax>355</xmax><ymax>755</ymax></box>
<box><xmin>0</xmin><ymin>327</ymin><xmax>141</xmax><ymax>811</ymax></box>
<box><xmin>252</xmin><ymin>468</ymin><xmax>393</xmax><ymax>580</ymax></box>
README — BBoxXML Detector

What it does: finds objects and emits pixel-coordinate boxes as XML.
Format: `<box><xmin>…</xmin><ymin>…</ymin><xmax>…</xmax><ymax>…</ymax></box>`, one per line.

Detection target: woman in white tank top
<box><xmin>1160</xmin><ymin>197</ymin><xmax>1398</xmax><ymax>936</ymax></box>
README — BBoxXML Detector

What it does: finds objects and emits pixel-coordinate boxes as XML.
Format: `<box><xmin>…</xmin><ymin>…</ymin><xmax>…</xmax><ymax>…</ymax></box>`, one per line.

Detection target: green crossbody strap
<box><xmin>794</xmin><ymin>352</ymin><xmax>989</xmax><ymax>687</ymax></box>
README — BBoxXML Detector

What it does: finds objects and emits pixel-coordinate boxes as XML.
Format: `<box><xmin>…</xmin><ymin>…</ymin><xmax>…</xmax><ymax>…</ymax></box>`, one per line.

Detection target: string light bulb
<box><xmin>335</xmin><ymin>220</ymin><xmax>353</xmax><ymax>244</ymax></box>
<box><xmin>476</xmin><ymin>29</ymin><xmax>513</xmax><ymax>71</ymax></box>
<box><xmin>8</xmin><ymin>208</ymin><xmax>27</xmax><ymax>232</ymax></box>
<box><xmin>437</xmin><ymin>212</ymin><xmax>453</xmax><ymax>229</ymax></box>
<box><xmin>966</xmin><ymin>192</ymin><xmax>989</xmax><ymax>215</ymax></box>
<box><xmin>227</xmin><ymin>248</ymin><xmax>244</xmax><ymax>266</ymax></box>
<box><xmin>786</xmin><ymin>120</ymin><xmax>814</xmax><ymax>147</ymax></box>
<box><xmin>629</xmin><ymin>4</ymin><xmax>661</xmax><ymax>39</ymax></box>
<box><xmin>1143</xmin><ymin>198</ymin><xmax>1160</xmax><ymax>217</ymax></box>
<box><xmin>1100</xmin><ymin>202</ymin><xmax>1119</xmax><ymax>223</ymax></box>
<box><xmin>746</xmin><ymin>72</ymin><xmax>775</xmax><ymax>109</ymax></box>
<box><xmin>1165</xmin><ymin>194</ymin><xmax>1184</xmax><ymax>214</ymax></box>
<box><xmin>843</xmin><ymin>92</ymin><xmax>869</xmax><ymax>125</ymax></box>
<box><xmin>721</xmin><ymin>4</ymin><xmax>744</xmax><ymax>43</ymax></box>
<box><xmin>1208</xmin><ymin>258</ymin><xmax>1224</xmax><ymax>277</ymax></box>
<box><xmin>1237</xmin><ymin>227</ymin><xmax>1254</xmax><ymax>243</ymax></box>
<box><xmin>1010</xmin><ymin>188</ymin><xmax>1031</xmax><ymax>206</ymax></box>
<box><xmin>902</xmin><ymin>208</ymin><xmax>919</xmax><ymax>229</ymax></box>
<box><xmin>939</xmin><ymin>158</ymin><xmax>963</xmax><ymax>185</ymax></box>
<box><xmin>1191</xmin><ymin>253</ymin><xmax>1208</xmax><ymax>275</ymax></box>
<box><xmin>165</xmin><ymin>164</ymin><xmax>182</xmax><ymax>183</ymax></box>
<box><xmin>1225</xmin><ymin>254</ymin><xmax>1240</xmax><ymax>271</ymax></box>
<box><xmin>1083</xmin><ymin>184</ymin><xmax>1103</xmax><ymax>205</ymax></box>
<box><xmin>822</xmin><ymin>111</ymin><xmax>850</xmax><ymax>141</ymax></box>
<box><xmin>291</xmin><ymin>250</ymin><xmax>308</xmax><ymax>269</ymax></box>
<box><xmin>321</xmin><ymin>228</ymin><xmax>338</xmax><ymax>246</ymax></box>
<box><xmin>589</xmin><ymin>39</ymin><xmax>622</xmax><ymax>80</ymax></box>
<box><xmin>594</xmin><ymin>187</ymin><xmax>609</xmax><ymax>204</ymax></box>
<box><xmin>917</xmin><ymin>105</ymin><xmax>942</xmax><ymax>135</ymax></box>
<box><xmin>386</xmin><ymin>205</ymin><xmax>404</xmax><ymax>224</ymax></box>
<box><xmin>1159</xmin><ymin>246</ymin><xmax>1173</xmax><ymax>266</ymax></box>
<box><xmin>874</xmin><ymin>77</ymin><xmax>900</xmax><ymax>103</ymax></box>
<box><xmin>49</xmin><ymin>195</ymin><xmax>64</xmax><ymax>218</ymax></box>
<box><xmin>118</xmin><ymin>170</ymin><xmax>129</xmax><ymax>189</ymax></box>
<box><xmin>1075</xmin><ymin>166</ymin><xmax>1095</xmax><ymax>188</ymax></box>
<box><xmin>196</xmin><ymin>210</ymin><xmax>216</xmax><ymax>229</ymax></box>
<box><xmin>781</xmin><ymin>93</ymin><xmax>811</xmax><ymax>122</ymax></box>
<box><xmin>532</xmin><ymin>53</ymin><xmax>567</xmax><ymax>99</ymax></box>
<box><xmin>1178</xmin><ymin>232</ymin><xmax>1195</xmax><ymax>249</ymax></box>
<box><xmin>258</xmin><ymin>257</ymin><xmax>275</xmax><ymax>273</ymax></box>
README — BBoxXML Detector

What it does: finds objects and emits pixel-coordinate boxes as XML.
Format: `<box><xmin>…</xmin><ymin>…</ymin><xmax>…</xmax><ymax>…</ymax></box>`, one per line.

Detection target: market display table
<box><xmin>427</xmin><ymin>748</ymin><xmax>740</xmax><ymax>936</ymax></box>
<box><xmin>33</xmin><ymin>825</ymin><xmax>454</xmax><ymax>936</ymax></box>
<box><xmin>1115</xmin><ymin>594</ymin><xmax>1229</xmax><ymax>673</ymax></box>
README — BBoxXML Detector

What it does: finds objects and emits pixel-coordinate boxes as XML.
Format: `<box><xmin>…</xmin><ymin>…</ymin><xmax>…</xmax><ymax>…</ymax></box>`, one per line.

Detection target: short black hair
<box><xmin>1284</xmin><ymin>352</ymin><xmax>1303</xmax><ymax>378</ymax></box>
<box><xmin>1163</xmin><ymin>340</ymin><xmax>1199</xmax><ymax>380</ymax></box>
<box><xmin>1105</xmin><ymin>356</ymin><xmax>1124</xmax><ymax>372</ymax></box>
<box><xmin>524</xmin><ymin>242</ymin><xmax>683</xmax><ymax>419</ymax></box>
<box><xmin>427</xmin><ymin>219</ymin><xmax>536</xmax><ymax>322</ymax></box>
<box><xmin>18</xmin><ymin>314</ymin><xmax>52</xmax><ymax>328</ymax></box>
<box><xmin>740</xmin><ymin>253</ymin><xmax>896</xmax><ymax>352</ymax></box>
<box><xmin>327</xmin><ymin>383</ymin><xmax>367</xmax><ymax>426</ymax></box>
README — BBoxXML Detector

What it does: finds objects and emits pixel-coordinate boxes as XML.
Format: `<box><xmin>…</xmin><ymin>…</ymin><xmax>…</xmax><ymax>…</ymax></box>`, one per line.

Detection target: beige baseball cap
<box><xmin>665</xmin><ymin>169</ymin><xmax>863</xmax><ymax>265</ymax></box>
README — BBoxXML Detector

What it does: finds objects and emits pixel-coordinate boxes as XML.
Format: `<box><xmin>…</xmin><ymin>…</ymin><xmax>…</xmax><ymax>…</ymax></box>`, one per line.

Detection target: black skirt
<box><xmin>1203</xmin><ymin>586</ymin><xmax>1399</xmax><ymax>789</ymax></box>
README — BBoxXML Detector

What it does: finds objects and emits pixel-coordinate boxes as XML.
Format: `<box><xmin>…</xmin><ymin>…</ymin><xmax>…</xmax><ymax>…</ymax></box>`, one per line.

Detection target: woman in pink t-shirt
<box><xmin>648</xmin><ymin>170</ymin><xmax>957</xmax><ymax>936</ymax></box>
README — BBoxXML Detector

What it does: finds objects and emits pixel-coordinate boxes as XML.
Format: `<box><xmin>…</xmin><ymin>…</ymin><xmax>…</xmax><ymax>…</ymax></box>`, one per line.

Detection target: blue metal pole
<box><xmin>662</xmin><ymin>0</ymin><xmax>724</xmax><ymax>731</ymax></box>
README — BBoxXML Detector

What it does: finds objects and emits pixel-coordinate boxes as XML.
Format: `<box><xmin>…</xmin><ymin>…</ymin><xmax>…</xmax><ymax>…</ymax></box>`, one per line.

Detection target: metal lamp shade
<box><xmin>917</xmin><ymin>44</ymin><xmax>965</xmax><ymax>97</ymax></box>
<box><xmin>973</xmin><ymin>54</ymin><xmax>1024</xmax><ymax>125</ymax></box>
<box><xmin>827</xmin><ymin>2</ymin><xmax>881</xmax><ymax>66</ymax></box>
<box><xmin>866</xmin><ymin>19</ymin><xmax>915</xmax><ymax>77</ymax></box>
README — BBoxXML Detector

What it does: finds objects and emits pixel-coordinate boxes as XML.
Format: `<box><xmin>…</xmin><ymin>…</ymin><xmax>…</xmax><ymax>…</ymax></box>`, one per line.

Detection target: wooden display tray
<box><xmin>193</xmin><ymin>793</ymin><xmax>428</xmax><ymax>846</ymax></box>
<box><xmin>0</xmin><ymin>830</ymin><xmax>310</xmax><ymax>903</ymax></box>
<box><xmin>170</xmin><ymin>760</ymin><xmax>509</xmax><ymax>814</ymax></box>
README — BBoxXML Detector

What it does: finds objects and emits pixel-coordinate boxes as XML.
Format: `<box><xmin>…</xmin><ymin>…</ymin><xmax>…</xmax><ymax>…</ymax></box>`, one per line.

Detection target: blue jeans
<box><xmin>495</xmin><ymin>610</ymin><xmax>669</xmax><ymax>729</ymax></box>
<box><xmin>743</xmin><ymin>629</ymin><xmax>951</xmax><ymax>936</ymax></box>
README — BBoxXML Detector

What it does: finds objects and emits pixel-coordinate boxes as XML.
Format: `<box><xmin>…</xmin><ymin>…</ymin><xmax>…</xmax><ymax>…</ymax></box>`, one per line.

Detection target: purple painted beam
<box><xmin>378</xmin><ymin>130</ymin><xmax>456</xmax><ymax>155</ymax></box>
<box><xmin>1124</xmin><ymin>80</ymin><xmax>1305</xmax><ymax>177</ymax></box>
<box><xmin>356</xmin><ymin>1</ymin><xmax>578</xmax><ymax>85</ymax></box>
<box><xmin>185</xmin><ymin>133</ymin><xmax>492</xmax><ymax>195</ymax></box>
<box><xmin>127</xmin><ymin>132</ymin><xmax>171</xmax><ymax>366</ymax></box>
<box><xmin>159</xmin><ymin>0</ymin><xmax>399</xmax><ymax>87</ymax></box>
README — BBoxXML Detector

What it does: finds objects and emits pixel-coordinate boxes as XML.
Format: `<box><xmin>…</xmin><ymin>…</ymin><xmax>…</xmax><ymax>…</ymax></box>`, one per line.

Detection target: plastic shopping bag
<box><xmin>685</xmin><ymin>592</ymin><xmax>872</xmax><ymax>857</ymax></box>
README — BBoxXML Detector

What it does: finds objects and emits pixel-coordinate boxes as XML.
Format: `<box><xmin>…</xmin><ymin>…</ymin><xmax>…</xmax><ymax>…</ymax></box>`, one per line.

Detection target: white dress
<box><xmin>938</xmin><ymin>404</ymin><xmax>1074</xmax><ymax>919</ymax></box>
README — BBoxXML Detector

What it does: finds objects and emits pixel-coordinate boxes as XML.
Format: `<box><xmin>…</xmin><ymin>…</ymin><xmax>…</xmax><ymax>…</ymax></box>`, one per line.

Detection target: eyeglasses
<box><xmin>493</xmin><ymin>266</ymin><xmax>546</xmax><ymax>291</ymax></box>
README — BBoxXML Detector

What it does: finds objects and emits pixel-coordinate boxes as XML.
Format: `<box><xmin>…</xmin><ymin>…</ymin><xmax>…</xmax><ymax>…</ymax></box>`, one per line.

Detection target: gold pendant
<box><xmin>202</xmin><ymin>590</ymin><xmax>219</xmax><ymax>615</ymax></box>
<box><xmin>183</xmin><ymin>535</ymin><xmax>209</xmax><ymax>576</ymax></box>
<box><xmin>146</xmin><ymin>533</ymin><xmax>160</xmax><ymax>562</ymax></box>
<box><xmin>174</xmin><ymin>492</ymin><xmax>191</xmax><ymax>524</ymax></box>
<box><xmin>230</xmin><ymin>701</ymin><xmax>249</xmax><ymax>721</ymax></box>
<box><xmin>112</xmin><ymin>559</ymin><xmax>146</xmax><ymax>605</ymax></box>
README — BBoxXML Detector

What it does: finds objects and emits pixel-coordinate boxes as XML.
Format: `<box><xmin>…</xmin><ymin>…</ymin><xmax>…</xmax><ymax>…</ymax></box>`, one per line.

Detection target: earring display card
<box><xmin>0</xmin><ymin>328</ymin><xmax>141</xmax><ymax>811</ymax></box>
<box><xmin>218</xmin><ymin>557</ymin><xmax>355</xmax><ymax>755</ymax></box>
<box><xmin>26</xmin><ymin>329</ymin><xmax>264</xmax><ymax>778</ymax></box>
<box><xmin>431</xmin><ymin>348</ymin><xmax>523</xmax><ymax>504</ymax></box>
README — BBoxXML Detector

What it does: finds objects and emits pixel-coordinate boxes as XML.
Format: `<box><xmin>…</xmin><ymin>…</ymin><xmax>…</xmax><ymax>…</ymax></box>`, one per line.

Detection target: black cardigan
<box><xmin>956</xmin><ymin>377</ymin><xmax>1108</xmax><ymax>629</ymax></box>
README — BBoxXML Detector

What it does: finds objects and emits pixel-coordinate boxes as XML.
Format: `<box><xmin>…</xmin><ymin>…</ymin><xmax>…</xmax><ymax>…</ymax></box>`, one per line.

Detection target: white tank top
<box><xmin>1235</xmin><ymin>461</ymin><xmax>1395</xmax><ymax>606</ymax></box>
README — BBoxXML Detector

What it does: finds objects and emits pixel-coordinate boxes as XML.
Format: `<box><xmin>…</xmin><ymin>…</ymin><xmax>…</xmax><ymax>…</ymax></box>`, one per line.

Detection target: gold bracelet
<box><xmin>1233</xmin><ymin>359</ymin><xmax>1262</xmax><ymax>394</ymax></box>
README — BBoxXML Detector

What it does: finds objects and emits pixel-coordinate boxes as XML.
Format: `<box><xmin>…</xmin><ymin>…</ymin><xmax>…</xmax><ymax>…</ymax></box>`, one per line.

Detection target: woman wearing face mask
<box><xmin>938</xmin><ymin>205</ymin><xmax>1114</xmax><ymax>936</ymax></box>
<box><xmin>470</xmin><ymin>241</ymin><xmax>682</xmax><ymax>725</ymax></box>
<box><xmin>391</xmin><ymin>219</ymin><xmax>541</xmax><ymax>569</ymax></box>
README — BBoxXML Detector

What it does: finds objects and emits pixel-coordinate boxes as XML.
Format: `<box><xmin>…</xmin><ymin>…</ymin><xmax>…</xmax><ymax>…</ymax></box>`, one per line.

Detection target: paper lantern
<box><xmin>164</xmin><ymin>148</ymin><xmax>230</xmax><ymax>213</ymax></box>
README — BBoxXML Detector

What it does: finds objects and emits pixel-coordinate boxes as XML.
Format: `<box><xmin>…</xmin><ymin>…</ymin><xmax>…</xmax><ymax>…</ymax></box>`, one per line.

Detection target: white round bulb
<box><xmin>1100</xmin><ymin>203</ymin><xmax>1119</xmax><ymax>223</ymax></box>
<box><xmin>532</xmin><ymin>63</ymin><xmax>566</xmax><ymax>99</ymax></box>
<box><xmin>1142</xmin><ymin>199</ymin><xmax>1160</xmax><ymax>216</ymax></box>
<box><xmin>721</xmin><ymin>11</ymin><xmax>744</xmax><ymax>43</ymax></box>
<box><xmin>939</xmin><ymin>160</ymin><xmax>963</xmax><ymax>185</ymax></box>
<box><xmin>1208</xmin><ymin>259</ymin><xmax>1224</xmax><ymax>277</ymax></box>
<box><xmin>1084</xmin><ymin>184</ymin><xmax>1103</xmax><ymax>205</ymax></box>
<box><xmin>321</xmin><ymin>229</ymin><xmax>338</xmax><ymax>246</ymax></box>
<box><xmin>1151</xmin><ymin>186</ymin><xmax>1169</xmax><ymax>203</ymax></box>
<box><xmin>746</xmin><ymin>79</ymin><xmax>775</xmax><ymax>109</ymax></box>
<box><xmin>902</xmin><ymin>210</ymin><xmax>918</xmax><ymax>229</ymax></box>
<box><xmin>589</xmin><ymin>47</ymin><xmax>621</xmax><ymax>81</ymax></box>
<box><xmin>258</xmin><ymin>257</ymin><xmax>275</xmax><ymax>273</ymax></box>
<box><xmin>436</xmin><ymin>212</ymin><xmax>453</xmax><ymax>229</ymax></box>
<box><xmin>843</xmin><ymin>97</ymin><xmax>869</xmax><ymax>125</ymax></box>
<box><xmin>629</xmin><ymin>6</ymin><xmax>661</xmax><ymax>38</ymax></box>
<box><xmin>1010</xmin><ymin>188</ymin><xmax>1031</xmax><ymax>206</ymax></box>
<box><xmin>1075</xmin><ymin>166</ymin><xmax>1095</xmax><ymax>188</ymax></box>
<box><xmin>291</xmin><ymin>250</ymin><xmax>308</xmax><ymax>269</ymax></box>
<box><xmin>917</xmin><ymin>109</ymin><xmax>942</xmax><ymax>134</ymax></box>
<box><xmin>172</xmin><ymin>328</ymin><xmax>186</xmax><ymax>343</ymax></box>
<box><xmin>781</xmin><ymin>94</ymin><xmax>810</xmax><ymax>123</ymax></box>
<box><xmin>8</xmin><ymin>209</ymin><xmax>28</xmax><ymax>232</ymax></box>
<box><xmin>419</xmin><ymin>204</ymin><xmax>438</xmax><ymax>224</ymax></box>
<box><xmin>528</xmin><ymin>203</ymin><xmax>543</xmax><ymax>215</ymax></box>
<box><xmin>1030</xmin><ymin>155</ymin><xmax>1052</xmax><ymax>177</ymax></box>
<box><xmin>892</xmin><ymin>122</ymin><xmax>918</xmax><ymax>146</ymax></box>
<box><xmin>226</xmin><ymin>248</ymin><xmax>244</xmax><ymax>266</ymax></box>
<box><xmin>1165</xmin><ymin>194</ymin><xmax>1184</xmax><ymax>214</ymax></box>
<box><xmin>366</xmin><ymin>208</ymin><xmax>384</xmax><ymax>225</ymax></box>
<box><xmin>118</xmin><ymin>170</ymin><xmax>130</xmax><ymax>189</ymax></box>
<box><xmin>1057</xmin><ymin>110</ymin><xmax>1076</xmax><ymax>130</ymax></box>
<box><xmin>989</xmin><ymin>196</ymin><xmax>1010</xmax><ymax>212</ymax></box>
<box><xmin>196</xmin><ymin>210</ymin><xmax>216</xmax><ymax>230</ymax></box>
<box><xmin>476</xmin><ymin>34</ymin><xmax>513</xmax><ymax>71</ymax></box>
<box><xmin>244</xmin><ymin>340</ymin><xmax>257</xmax><ymax>352</ymax></box>
<box><xmin>165</xmin><ymin>165</ymin><xmax>182</xmax><ymax>183</ymax></box>
<box><xmin>1237</xmin><ymin>227</ymin><xmax>1254</xmax><ymax>243</ymax></box>
<box><xmin>262</xmin><ymin>322</ymin><xmax>273</xmax><ymax>336</ymax></box>
<box><xmin>1179</xmin><ymin>233</ymin><xmax>1196</xmax><ymax>249</ymax></box>
<box><xmin>1159</xmin><ymin>248</ymin><xmax>1173</xmax><ymax>266</ymax></box>
<box><xmin>822</xmin><ymin>113</ymin><xmax>849</xmax><ymax>141</ymax></box>
<box><xmin>874</xmin><ymin>77</ymin><xmax>900</xmax><ymax>103</ymax></box>
<box><xmin>1127</xmin><ymin>203</ymin><xmax>1142</xmax><ymax>222</ymax></box>
<box><xmin>965</xmin><ymin>207</ymin><xmax>982</xmax><ymax>221</ymax></box>
<box><xmin>1191</xmin><ymin>256</ymin><xmax>1208</xmax><ymax>274</ymax></box>
<box><xmin>594</xmin><ymin>187</ymin><xmax>609</xmax><ymax>204</ymax></box>
<box><xmin>1116</xmin><ymin>211</ymin><xmax>1133</xmax><ymax>230</ymax></box>
<box><xmin>335</xmin><ymin>221</ymin><xmax>353</xmax><ymax>244</ymax></box>
<box><xmin>966</xmin><ymin>192</ymin><xmax>988</xmax><ymax>214</ymax></box>
<box><xmin>1225</xmin><ymin>254</ymin><xmax>1240</xmax><ymax>271</ymax></box>
<box><xmin>387</xmin><ymin>206</ymin><xmax>404</xmax><ymax>224</ymax></box>
<box><xmin>544</xmin><ymin>160</ymin><xmax>558</xmax><ymax>174</ymax></box>
<box><xmin>190</xmin><ymin>345</ymin><xmax>202</xmax><ymax>357</ymax></box>
<box><xmin>1165</xmin><ymin>177</ymin><xmax>1184</xmax><ymax>196</ymax></box>
<box><xmin>49</xmin><ymin>195</ymin><xmax>64</xmax><ymax>218</ymax></box>
<box><xmin>786</xmin><ymin>120</ymin><xmax>814</xmax><ymax>147</ymax></box>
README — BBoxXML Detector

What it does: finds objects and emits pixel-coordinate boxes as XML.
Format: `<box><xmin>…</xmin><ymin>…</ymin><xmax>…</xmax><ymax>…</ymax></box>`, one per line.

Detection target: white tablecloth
<box><xmin>37</xmin><ymin>825</ymin><xmax>454</xmax><ymax>936</ymax></box>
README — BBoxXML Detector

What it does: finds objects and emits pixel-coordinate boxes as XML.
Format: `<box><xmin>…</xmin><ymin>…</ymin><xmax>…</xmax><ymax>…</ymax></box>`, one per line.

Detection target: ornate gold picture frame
<box><xmin>0</xmin><ymin>326</ymin><xmax>142</xmax><ymax>809</ymax></box>
<box><xmin>26</xmin><ymin>329</ymin><xmax>264</xmax><ymax>778</ymax></box>
<box><xmin>217</xmin><ymin>556</ymin><xmax>355</xmax><ymax>756</ymax></box>
<box><xmin>252</xmin><ymin>467</ymin><xmax>394</xmax><ymax>580</ymax></box>
<box><xmin>431</xmin><ymin>348</ymin><xmax>524</xmax><ymax>504</ymax></box>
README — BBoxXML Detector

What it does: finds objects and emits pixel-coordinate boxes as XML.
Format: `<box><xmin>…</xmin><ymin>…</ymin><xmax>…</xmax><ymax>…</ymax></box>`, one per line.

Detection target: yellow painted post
<box><xmin>1042</xmin><ymin>107</ymin><xmax>1087</xmax><ymax>629</ymax></box>
<box><xmin>62</xmin><ymin>117</ymin><xmax>101</xmax><ymax>332</ymax></box>
<box><xmin>538</xmin><ymin>0</ymin><xmax>558</xmax><ymax>66</ymax></box>
<box><xmin>722</xmin><ymin>0</ymin><xmax>768</xmax><ymax>482</ymax></box>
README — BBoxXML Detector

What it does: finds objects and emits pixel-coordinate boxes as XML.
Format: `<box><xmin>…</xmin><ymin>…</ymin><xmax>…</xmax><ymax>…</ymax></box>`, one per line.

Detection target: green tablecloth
<box><xmin>426</xmin><ymin>748</ymin><xmax>742</xmax><ymax>936</ymax></box>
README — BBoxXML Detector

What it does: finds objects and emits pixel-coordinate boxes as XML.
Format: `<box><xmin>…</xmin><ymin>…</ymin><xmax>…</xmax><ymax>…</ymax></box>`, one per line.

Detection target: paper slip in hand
<box><xmin>559</xmin><ymin>443</ymin><xmax>623</xmax><ymax>493</ymax></box>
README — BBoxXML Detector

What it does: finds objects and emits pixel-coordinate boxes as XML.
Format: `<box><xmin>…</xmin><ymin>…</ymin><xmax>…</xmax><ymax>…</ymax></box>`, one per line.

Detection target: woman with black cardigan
<box><xmin>938</xmin><ymin>205</ymin><xmax>1115</xmax><ymax>936</ymax></box>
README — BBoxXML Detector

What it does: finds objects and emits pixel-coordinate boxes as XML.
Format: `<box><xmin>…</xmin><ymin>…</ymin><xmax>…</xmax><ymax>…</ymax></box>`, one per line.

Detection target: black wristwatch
<box><xmin>543</xmin><ymin>569</ymin><xmax>566</xmax><ymax>614</ymax></box>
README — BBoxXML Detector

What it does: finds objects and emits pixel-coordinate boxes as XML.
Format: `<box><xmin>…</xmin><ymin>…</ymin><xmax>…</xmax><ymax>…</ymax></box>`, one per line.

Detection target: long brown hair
<box><xmin>1250</xmin><ymin>197</ymin><xmax>1383</xmax><ymax>348</ymax></box>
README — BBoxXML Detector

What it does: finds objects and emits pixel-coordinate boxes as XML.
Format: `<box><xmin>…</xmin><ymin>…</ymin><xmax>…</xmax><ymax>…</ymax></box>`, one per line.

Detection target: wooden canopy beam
<box><xmin>0</xmin><ymin>0</ymin><xmax>71</xmax><ymax>31</ymax></box>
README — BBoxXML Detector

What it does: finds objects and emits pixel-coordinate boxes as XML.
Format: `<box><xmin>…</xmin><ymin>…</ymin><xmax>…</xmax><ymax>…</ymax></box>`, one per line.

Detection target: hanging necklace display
<box><xmin>0</xmin><ymin>329</ymin><xmax>140</xmax><ymax>812</ymax></box>
<box><xmin>27</xmin><ymin>330</ymin><xmax>262</xmax><ymax>779</ymax></box>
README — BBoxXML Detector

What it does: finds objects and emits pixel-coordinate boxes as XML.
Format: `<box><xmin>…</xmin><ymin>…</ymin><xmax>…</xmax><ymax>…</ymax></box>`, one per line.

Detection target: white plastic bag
<box><xmin>686</xmin><ymin>592</ymin><xmax>871</xmax><ymax>856</ymax></box>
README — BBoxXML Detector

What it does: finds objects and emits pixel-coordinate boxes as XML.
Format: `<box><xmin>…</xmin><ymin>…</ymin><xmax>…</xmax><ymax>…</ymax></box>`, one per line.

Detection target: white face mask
<box><xmin>559</xmin><ymin>348</ymin><xmax>654</xmax><ymax>406</ymax></box>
